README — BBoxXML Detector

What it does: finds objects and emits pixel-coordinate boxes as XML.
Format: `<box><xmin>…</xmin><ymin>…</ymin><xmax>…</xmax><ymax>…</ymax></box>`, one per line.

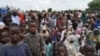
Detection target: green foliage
<box><xmin>87</xmin><ymin>0</ymin><xmax>100</xmax><ymax>11</ymax></box>
<box><xmin>47</xmin><ymin>8</ymin><xmax>52</xmax><ymax>12</ymax></box>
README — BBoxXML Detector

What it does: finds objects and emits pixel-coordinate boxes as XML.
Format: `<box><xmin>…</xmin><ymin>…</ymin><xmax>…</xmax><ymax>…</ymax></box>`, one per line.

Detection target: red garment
<box><xmin>18</xmin><ymin>12</ymin><xmax>25</xmax><ymax>23</ymax></box>
<box><xmin>57</xmin><ymin>18</ymin><xmax>62</xmax><ymax>27</ymax></box>
<box><xmin>52</xmin><ymin>30</ymin><xmax>57</xmax><ymax>35</ymax></box>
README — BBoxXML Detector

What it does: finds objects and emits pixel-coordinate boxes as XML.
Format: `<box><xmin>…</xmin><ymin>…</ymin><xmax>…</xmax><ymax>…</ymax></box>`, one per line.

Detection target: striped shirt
<box><xmin>24</xmin><ymin>32</ymin><xmax>45</xmax><ymax>56</ymax></box>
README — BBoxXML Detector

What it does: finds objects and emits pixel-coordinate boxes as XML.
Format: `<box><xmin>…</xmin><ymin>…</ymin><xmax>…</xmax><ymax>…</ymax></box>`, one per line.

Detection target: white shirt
<box><xmin>60</xmin><ymin>29</ymin><xmax>67</xmax><ymax>41</ymax></box>
<box><xmin>11</xmin><ymin>15</ymin><xmax>20</xmax><ymax>25</ymax></box>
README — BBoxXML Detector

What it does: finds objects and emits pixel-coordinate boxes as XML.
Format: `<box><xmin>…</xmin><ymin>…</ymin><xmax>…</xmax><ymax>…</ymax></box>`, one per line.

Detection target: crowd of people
<box><xmin>0</xmin><ymin>7</ymin><xmax>100</xmax><ymax>56</ymax></box>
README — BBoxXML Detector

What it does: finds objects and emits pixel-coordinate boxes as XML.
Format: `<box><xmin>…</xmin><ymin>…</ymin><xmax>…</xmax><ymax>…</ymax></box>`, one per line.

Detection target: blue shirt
<box><xmin>94</xmin><ymin>20</ymin><xmax>100</xmax><ymax>28</ymax></box>
<box><xmin>1</xmin><ymin>43</ymin><xmax>32</xmax><ymax>56</ymax></box>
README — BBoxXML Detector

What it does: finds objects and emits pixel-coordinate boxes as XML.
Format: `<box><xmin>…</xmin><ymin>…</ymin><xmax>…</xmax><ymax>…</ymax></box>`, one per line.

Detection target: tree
<box><xmin>47</xmin><ymin>8</ymin><xmax>52</xmax><ymax>12</ymax></box>
<box><xmin>86</xmin><ymin>0</ymin><xmax>100</xmax><ymax>11</ymax></box>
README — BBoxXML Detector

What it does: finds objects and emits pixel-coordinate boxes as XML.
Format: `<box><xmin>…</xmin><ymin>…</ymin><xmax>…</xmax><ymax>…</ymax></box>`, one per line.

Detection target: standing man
<box><xmin>11</xmin><ymin>10</ymin><xmax>20</xmax><ymax>25</ymax></box>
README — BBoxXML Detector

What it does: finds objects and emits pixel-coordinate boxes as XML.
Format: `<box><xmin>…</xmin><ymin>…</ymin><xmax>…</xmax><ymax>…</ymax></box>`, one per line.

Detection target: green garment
<box><xmin>80</xmin><ymin>12</ymin><xmax>88</xmax><ymax>23</ymax></box>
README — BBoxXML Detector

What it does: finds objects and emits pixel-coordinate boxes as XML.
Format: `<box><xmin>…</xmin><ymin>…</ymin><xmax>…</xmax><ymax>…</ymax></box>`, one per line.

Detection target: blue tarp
<box><xmin>0</xmin><ymin>8</ymin><xmax>8</xmax><ymax>14</ymax></box>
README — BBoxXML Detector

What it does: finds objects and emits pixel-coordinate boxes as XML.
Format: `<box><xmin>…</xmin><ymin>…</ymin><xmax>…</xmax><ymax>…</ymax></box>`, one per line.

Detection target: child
<box><xmin>24</xmin><ymin>20</ymin><xmax>45</xmax><ymax>56</ymax></box>
<box><xmin>1</xmin><ymin>30</ymin><xmax>10</xmax><ymax>44</ymax></box>
<box><xmin>20</xmin><ymin>22</ymin><xmax>27</xmax><ymax>35</ymax></box>
<box><xmin>53</xmin><ymin>43</ymin><xmax>68</xmax><ymax>56</ymax></box>
<box><xmin>0</xmin><ymin>30</ymin><xmax>9</xmax><ymax>56</ymax></box>
<box><xmin>0</xmin><ymin>23</ymin><xmax>32</xmax><ymax>56</ymax></box>
<box><xmin>0</xmin><ymin>22</ymin><xmax>8</xmax><ymax>47</ymax></box>
<box><xmin>20</xmin><ymin>23</ymin><xmax>27</xmax><ymax>41</ymax></box>
<box><xmin>52</xmin><ymin>37</ymin><xmax>62</xmax><ymax>56</ymax></box>
<box><xmin>56</xmin><ymin>44</ymin><xmax>68</xmax><ymax>56</ymax></box>
<box><xmin>44</xmin><ymin>35</ymin><xmax>53</xmax><ymax>56</ymax></box>
<box><xmin>0</xmin><ymin>22</ymin><xmax>7</xmax><ymax>48</ymax></box>
<box><xmin>82</xmin><ymin>43</ymin><xmax>95</xmax><ymax>56</ymax></box>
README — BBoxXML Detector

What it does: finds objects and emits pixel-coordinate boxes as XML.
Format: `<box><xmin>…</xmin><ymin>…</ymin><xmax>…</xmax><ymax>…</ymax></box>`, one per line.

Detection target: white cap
<box><xmin>0</xmin><ymin>22</ymin><xmax>5</xmax><ymax>29</ymax></box>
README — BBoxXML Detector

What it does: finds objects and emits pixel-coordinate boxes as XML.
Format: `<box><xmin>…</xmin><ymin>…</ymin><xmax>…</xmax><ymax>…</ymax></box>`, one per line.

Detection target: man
<box><xmin>11</xmin><ymin>11</ymin><xmax>20</xmax><ymax>25</ymax></box>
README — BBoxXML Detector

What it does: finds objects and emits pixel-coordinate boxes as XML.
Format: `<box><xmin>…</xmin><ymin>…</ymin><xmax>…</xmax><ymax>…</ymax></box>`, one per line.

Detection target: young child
<box><xmin>83</xmin><ymin>43</ymin><xmax>95</xmax><ymax>56</ymax></box>
<box><xmin>0</xmin><ymin>22</ymin><xmax>6</xmax><ymax>55</ymax></box>
<box><xmin>24</xmin><ymin>20</ymin><xmax>45</xmax><ymax>56</ymax></box>
<box><xmin>44</xmin><ymin>35</ymin><xmax>53</xmax><ymax>56</ymax></box>
<box><xmin>0</xmin><ymin>30</ymin><xmax>10</xmax><ymax>56</ymax></box>
<box><xmin>20</xmin><ymin>22</ymin><xmax>27</xmax><ymax>35</ymax></box>
<box><xmin>52</xmin><ymin>37</ymin><xmax>62</xmax><ymax>56</ymax></box>
<box><xmin>20</xmin><ymin>23</ymin><xmax>27</xmax><ymax>41</ymax></box>
<box><xmin>1</xmin><ymin>30</ymin><xmax>10</xmax><ymax>44</ymax></box>
<box><xmin>56</xmin><ymin>44</ymin><xmax>68</xmax><ymax>56</ymax></box>
<box><xmin>0</xmin><ymin>23</ymin><xmax>32</xmax><ymax>56</ymax></box>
